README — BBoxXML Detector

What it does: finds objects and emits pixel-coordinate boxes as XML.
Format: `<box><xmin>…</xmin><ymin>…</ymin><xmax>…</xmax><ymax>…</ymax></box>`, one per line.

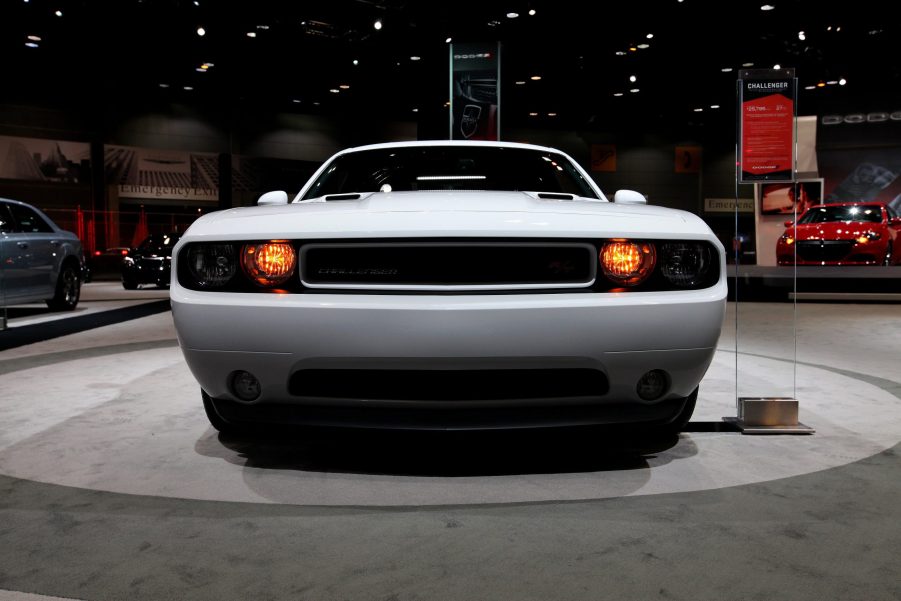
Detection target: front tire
<box><xmin>883</xmin><ymin>242</ymin><xmax>894</xmax><ymax>266</ymax></box>
<box><xmin>122</xmin><ymin>273</ymin><xmax>138</xmax><ymax>290</ymax></box>
<box><xmin>46</xmin><ymin>263</ymin><xmax>81</xmax><ymax>311</ymax></box>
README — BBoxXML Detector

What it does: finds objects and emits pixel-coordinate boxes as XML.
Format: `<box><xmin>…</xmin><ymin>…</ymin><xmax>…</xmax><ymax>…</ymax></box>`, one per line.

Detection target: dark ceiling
<box><xmin>3</xmin><ymin>0</ymin><xmax>900</xmax><ymax>137</ymax></box>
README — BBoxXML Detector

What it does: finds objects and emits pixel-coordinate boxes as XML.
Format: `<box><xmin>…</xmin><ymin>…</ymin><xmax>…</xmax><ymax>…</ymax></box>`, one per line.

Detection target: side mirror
<box><xmin>613</xmin><ymin>189</ymin><xmax>647</xmax><ymax>204</ymax></box>
<box><xmin>257</xmin><ymin>190</ymin><xmax>289</xmax><ymax>206</ymax></box>
<box><xmin>784</xmin><ymin>220</ymin><xmax>794</xmax><ymax>228</ymax></box>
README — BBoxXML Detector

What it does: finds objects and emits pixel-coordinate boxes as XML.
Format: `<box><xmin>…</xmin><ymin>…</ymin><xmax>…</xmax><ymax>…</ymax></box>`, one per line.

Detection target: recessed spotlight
<box><xmin>742</xmin><ymin>62</ymin><xmax>754</xmax><ymax>67</ymax></box>
<box><xmin>27</xmin><ymin>35</ymin><xmax>41</xmax><ymax>41</ymax></box>
<box><xmin>816</xmin><ymin>81</ymin><xmax>826</xmax><ymax>87</ymax></box>
<box><xmin>373</xmin><ymin>19</ymin><xmax>382</xmax><ymax>30</ymax></box>
<box><xmin>547</xmin><ymin>112</ymin><xmax>557</xmax><ymax>117</ymax></box>
<box><xmin>292</xmin><ymin>99</ymin><xmax>301</xmax><ymax>103</ymax></box>
<box><xmin>246</xmin><ymin>32</ymin><xmax>256</xmax><ymax>37</ymax></box>
<box><xmin>445</xmin><ymin>37</ymin><xmax>452</xmax><ymax>43</ymax></box>
<box><xmin>25</xmin><ymin>42</ymin><xmax>39</xmax><ymax>48</ymax></box>
<box><xmin>694</xmin><ymin>108</ymin><xmax>704</xmax><ymax>112</ymax></box>
<box><xmin>339</xmin><ymin>84</ymin><xmax>350</xmax><ymax>90</ymax></box>
<box><xmin>410</xmin><ymin>56</ymin><xmax>421</xmax><ymax>61</ymax></box>
<box><xmin>184</xmin><ymin>86</ymin><xmax>193</xmax><ymax>91</ymax></box>
<box><xmin>196</xmin><ymin>68</ymin><xmax>206</xmax><ymax>72</ymax></box>
<box><xmin>637</xmin><ymin>43</ymin><xmax>650</xmax><ymax>49</ymax></box>
<box><xmin>412</xmin><ymin>108</ymin><xmax>419</xmax><ymax>113</ymax></box>
<box><xmin>528</xmin><ymin>9</ymin><xmax>536</xmax><ymax>15</ymax></box>
<box><xmin>515</xmin><ymin>80</ymin><xmax>526</xmax><ymax>85</ymax></box>
<box><xmin>200</xmin><ymin>64</ymin><xmax>209</xmax><ymax>70</ymax></box>
<box><xmin>826</xmin><ymin>26</ymin><xmax>832</xmax><ymax>31</ymax></box>
<box><xmin>506</xmin><ymin>12</ymin><xmax>519</xmax><ymax>18</ymax></box>
<box><xmin>710</xmin><ymin>104</ymin><xmax>720</xmax><ymax>109</ymax></box>
<box><xmin>530</xmin><ymin>75</ymin><xmax>541</xmax><ymax>80</ymax></box>
<box><xmin>836</xmin><ymin>26</ymin><xmax>841</xmax><ymax>32</ymax></box>
<box><xmin>722</xmin><ymin>67</ymin><xmax>733</xmax><ymax>72</ymax></box>
<box><xmin>630</xmin><ymin>88</ymin><xmax>639</xmax><ymax>93</ymax></box>
<box><xmin>629</xmin><ymin>75</ymin><xmax>637</xmax><ymax>82</ymax></box>
<box><xmin>204</xmin><ymin>62</ymin><xmax>214</xmax><ymax>67</ymax></box>
<box><xmin>646</xmin><ymin>33</ymin><xmax>654</xmax><ymax>39</ymax></box>
<box><xmin>529</xmin><ymin>112</ymin><xmax>538</xmax><ymax>116</ymax></box>
<box><xmin>629</xmin><ymin>47</ymin><xmax>637</xmax><ymax>52</ymax></box>
<box><xmin>773</xmin><ymin>64</ymin><xmax>781</xmax><ymax>69</ymax></box>
<box><xmin>196</xmin><ymin>27</ymin><xmax>205</xmax><ymax>36</ymax></box>
<box><xmin>313</xmin><ymin>101</ymin><xmax>320</xmax><ymax>106</ymax></box>
<box><xmin>615</xmin><ymin>51</ymin><xmax>626</xmax><ymax>56</ymax></box>
<box><xmin>826</xmin><ymin>80</ymin><xmax>838</xmax><ymax>85</ymax></box>
<box><xmin>329</xmin><ymin>88</ymin><xmax>340</xmax><ymax>93</ymax></box>
<box><xmin>256</xmin><ymin>25</ymin><xmax>269</xmax><ymax>30</ymax></box>
<box><xmin>193</xmin><ymin>1</ymin><xmax>199</xmax><ymax>5</ymax></box>
<box><xmin>798</xmin><ymin>31</ymin><xmax>805</xmax><ymax>40</ymax></box>
<box><xmin>839</xmin><ymin>78</ymin><xmax>847</xmax><ymax>85</ymax></box>
<box><xmin>760</xmin><ymin>4</ymin><xmax>775</xmax><ymax>10</ymax></box>
<box><xmin>613</xmin><ymin>92</ymin><xmax>624</xmax><ymax>97</ymax></box>
<box><xmin>804</xmin><ymin>85</ymin><xmax>816</xmax><ymax>90</ymax></box>
<box><xmin>54</xmin><ymin>9</ymin><xmax>62</xmax><ymax>16</ymax></box>
<box><xmin>159</xmin><ymin>83</ymin><xmax>169</xmax><ymax>88</ymax></box>
<box><xmin>353</xmin><ymin>59</ymin><xmax>359</xmax><ymax>65</ymax></box>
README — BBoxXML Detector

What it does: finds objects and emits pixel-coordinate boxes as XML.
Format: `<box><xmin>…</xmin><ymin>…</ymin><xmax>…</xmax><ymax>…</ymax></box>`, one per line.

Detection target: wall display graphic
<box><xmin>450</xmin><ymin>42</ymin><xmax>500</xmax><ymax>140</ymax></box>
<box><xmin>675</xmin><ymin>146</ymin><xmax>702</xmax><ymax>173</ymax></box>
<box><xmin>105</xmin><ymin>145</ymin><xmax>219</xmax><ymax>202</ymax></box>
<box><xmin>739</xmin><ymin>69</ymin><xmax>796</xmax><ymax>183</ymax></box>
<box><xmin>760</xmin><ymin>179</ymin><xmax>823</xmax><ymax>215</ymax></box>
<box><xmin>0</xmin><ymin>135</ymin><xmax>90</xmax><ymax>183</ymax></box>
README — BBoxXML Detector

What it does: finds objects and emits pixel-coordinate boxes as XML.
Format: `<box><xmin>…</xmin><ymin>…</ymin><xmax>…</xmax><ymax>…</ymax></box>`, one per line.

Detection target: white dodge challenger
<box><xmin>171</xmin><ymin>141</ymin><xmax>726</xmax><ymax>433</ymax></box>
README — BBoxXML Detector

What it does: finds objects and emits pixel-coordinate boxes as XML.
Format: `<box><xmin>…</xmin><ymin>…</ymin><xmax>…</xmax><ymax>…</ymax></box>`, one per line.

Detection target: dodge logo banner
<box><xmin>450</xmin><ymin>43</ymin><xmax>500</xmax><ymax>140</ymax></box>
<box><xmin>738</xmin><ymin>69</ymin><xmax>797</xmax><ymax>183</ymax></box>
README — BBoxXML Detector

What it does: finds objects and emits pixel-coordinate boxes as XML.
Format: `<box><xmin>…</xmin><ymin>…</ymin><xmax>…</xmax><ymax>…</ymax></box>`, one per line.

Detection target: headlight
<box><xmin>659</xmin><ymin>242</ymin><xmax>712</xmax><ymax>287</ymax></box>
<box><xmin>600</xmin><ymin>241</ymin><xmax>656</xmax><ymax>286</ymax></box>
<box><xmin>241</xmin><ymin>242</ymin><xmax>296</xmax><ymax>287</ymax></box>
<box><xmin>186</xmin><ymin>243</ymin><xmax>237</xmax><ymax>287</ymax></box>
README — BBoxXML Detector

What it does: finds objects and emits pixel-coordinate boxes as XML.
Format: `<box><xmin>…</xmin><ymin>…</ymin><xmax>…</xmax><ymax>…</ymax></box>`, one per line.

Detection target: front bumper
<box><xmin>172</xmin><ymin>281</ymin><xmax>726</xmax><ymax>426</ymax></box>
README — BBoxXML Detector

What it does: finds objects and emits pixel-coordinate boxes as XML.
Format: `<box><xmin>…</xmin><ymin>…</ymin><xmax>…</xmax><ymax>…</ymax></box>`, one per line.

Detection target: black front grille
<box><xmin>302</xmin><ymin>243</ymin><xmax>594</xmax><ymax>287</ymax></box>
<box><xmin>796</xmin><ymin>240</ymin><xmax>854</xmax><ymax>262</ymax></box>
<box><xmin>289</xmin><ymin>369</ymin><xmax>609</xmax><ymax>401</ymax></box>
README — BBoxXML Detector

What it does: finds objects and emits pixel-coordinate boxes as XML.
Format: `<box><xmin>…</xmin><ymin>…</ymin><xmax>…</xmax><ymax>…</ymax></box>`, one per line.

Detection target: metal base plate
<box><xmin>723</xmin><ymin>416</ymin><xmax>815</xmax><ymax>435</ymax></box>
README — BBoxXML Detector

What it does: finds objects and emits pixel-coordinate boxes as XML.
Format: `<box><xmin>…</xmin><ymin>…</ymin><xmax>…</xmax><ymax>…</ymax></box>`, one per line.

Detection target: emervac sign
<box><xmin>738</xmin><ymin>69</ymin><xmax>797</xmax><ymax>183</ymax></box>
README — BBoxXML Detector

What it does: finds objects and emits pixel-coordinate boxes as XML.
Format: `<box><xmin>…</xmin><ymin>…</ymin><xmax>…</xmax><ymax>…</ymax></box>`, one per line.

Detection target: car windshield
<box><xmin>138</xmin><ymin>234</ymin><xmax>180</xmax><ymax>252</ymax></box>
<box><xmin>798</xmin><ymin>205</ymin><xmax>883</xmax><ymax>224</ymax></box>
<box><xmin>301</xmin><ymin>146</ymin><xmax>599</xmax><ymax>199</ymax></box>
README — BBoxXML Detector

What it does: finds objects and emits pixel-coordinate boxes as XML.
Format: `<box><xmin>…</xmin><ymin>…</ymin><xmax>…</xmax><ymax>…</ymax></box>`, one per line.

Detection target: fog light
<box><xmin>231</xmin><ymin>370</ymin><xmax>261</xmax><ymax>402</ymax></box>
<box><xmin>637</xmin><ymin>369</ymin><xmax>668</xmax><ymax>401</ymax></box>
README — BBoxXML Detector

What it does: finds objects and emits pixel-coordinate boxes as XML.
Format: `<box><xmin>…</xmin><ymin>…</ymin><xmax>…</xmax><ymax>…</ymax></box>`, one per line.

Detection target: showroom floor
<box><xmin>1</xmin><ymin>284</ymin><xmax>900</xmax><ymax>600</ymax></box>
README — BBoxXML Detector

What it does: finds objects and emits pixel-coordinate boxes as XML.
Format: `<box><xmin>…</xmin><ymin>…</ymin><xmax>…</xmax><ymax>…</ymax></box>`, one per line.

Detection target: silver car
<box><xmin>0</xmin><ymin>198</ymin><xmax>84</xmax><ymax>310</ymax></box>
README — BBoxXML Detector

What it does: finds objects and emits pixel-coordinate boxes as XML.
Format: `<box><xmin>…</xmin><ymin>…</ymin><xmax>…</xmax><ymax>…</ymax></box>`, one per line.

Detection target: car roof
<box><xmin>810</xmin><ymin>202</ymin><xmax>887</xmax><ymax>208</ymax></box>
<box><xmin>336</xmin><ymin>139</ymin><xmax>571</xmax><ymax>156</ymax></box>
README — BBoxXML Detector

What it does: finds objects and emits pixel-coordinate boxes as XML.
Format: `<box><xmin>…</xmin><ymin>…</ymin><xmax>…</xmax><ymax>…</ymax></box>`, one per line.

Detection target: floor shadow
<box><xmin>196</xmin><ymin>426</ymin><xmax>690</xmax><ymax>477</ymax></box>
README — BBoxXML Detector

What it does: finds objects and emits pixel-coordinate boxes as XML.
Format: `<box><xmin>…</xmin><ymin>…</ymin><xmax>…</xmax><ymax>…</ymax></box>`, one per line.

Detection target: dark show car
<box><xmin>0</xmin><ymin>197</ymin><xmax>84</xmax><ymax>310</ymax></box>
<box><xmin>122</xmin><ymin>233</ymin><xmax>181</xmax><ymax>289</ymax></box>
<box><xmin>777</xmin><ymin>202</ymin><xmax>901</xmax><ymax>266</ymax></box>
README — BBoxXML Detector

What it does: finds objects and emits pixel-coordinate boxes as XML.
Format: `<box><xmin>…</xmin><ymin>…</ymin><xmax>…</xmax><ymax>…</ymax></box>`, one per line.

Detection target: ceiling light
<box><xmin>694</xmin><ymin>108</ymin><xmax>704</xmax><ymax>112</ymax></box>
<box><xmin>548</xmin><ymin>112</ymin><xmax>557</xmax><ymax>117</ymax></box>
<box><xmin>816</xmin><ymin>81</ymin><xmax>826</xmax><ymax>87</ymax></box>
<box><xmin>373</xmin><ymin>19</ymin><xmax>382</xmax><ymax>30</ymax></box>
<box><xmin>184</xmin><ymin>86</ymin><xmax>193</xmax><ymax>91</ymax></box>
<box><xmin>826</xmin><ymin>80</ymin><xmax>838</xmax><ymax>85</ymax></box>
<box><xmin>615</xmin><ymin>51</ymin><xmax>626</xmax><ymax>56</ymax></box>
<box><xmin>646</xmin><ymin>33</ymin><xmax>654</xmax><ymax>39</ymax></box>
<box><xmin>25</xmin><ymin>42</ymin><xmax>38</xmax><ymax>48</ymax></box>
<box><xmin>293</xmin><ymin>99</ymin><xmax>301</xmax><ymax>103</ymax></box>
<box><xmin>506</xmin><ymin>12</ymin><xmax>519</xmax><ymax>18</ymax></box>
<box><xmin>246</xmin><ymin>31</ymin><xmax>256</xmax><ymax>37</ymax></box>
<box><xmin>445</xmin><ymin>37</ymin><xmax>452</xmax><ymax>43</ymax></box>
<box><xmin>722</xmin><ymin>67</ymin><xmax>733</xmax><ymax>72</ymax></box>
<box><xmin>313</xmin><ymin>101</ymin><xmax>320</xmax><ymax>106</ymax></box>
<box><xmin>742</xmin><ymin>62</ymin><xmax>754</xmax><ymax>67</ymax></box>
<box><xmin>256</xmin><ymin>25</ymin><xmax>269</xmax><ymax>30</ymax></box>
<box><xmin>159</xmin><ymin>83</ymin><xmax>169</xmax><ymax>88</ymax></box>
<box><xmin>528</xmin><ymin>9</ymin><xmax>536</xmax><ymax>15</ymax></box>
<box><xmin>339</xmin><ymin>84</ymin><xmax>350</xmax><ymax>90</ymax></box>
<box><xmin>839</xmin><ymin>78</ymin><xmax>847</xmax><ymax>85</ymax></box>
<box><xmin>529</xmin><ymin>112</ymin><xmax>538</xmax><ymax>116</ymax></box>
<box><xmin>804</xmin><ymin>85</ymin><xmax>816</xmax><ymax>90</ymax></box>
<box><xmin>196</xmin><ymin>68</ymin><xmax>206</xmax><ymax>72</ymax></box>
<box><xmin>760</xmin><ymin>4</ymin><xmax>775</xmax><ymax>10</ymax></box>
<box><xmin>196</xmin><ymin>27</ymin><xmax>205</xmax><ymax>36</ymax></box>
<box><xmin>710</xmin><ymin>104</ymin><xmax>720</xmax><ymax>109</ymax></box>
<box><xmin>773</xmin><ymin>64</ymin><xmax>781</xmax><ymax>69</ymax></box>
<box><xmin>826</xmin><ymin>26</ymin><xmax>832</xmax><ymax>31</ymax></box>
<box><xmin>54</xmin><ymin>9</ymin><xmax>62</xmax><ymax>16</ymax></box>
<box><xmin>630</xmin><ymin>88</ymin><xmax>639</xmax><ymax>93</ymax></box>
<box><xmin>836</xmin><ymin>26</ymin><xmax>841</xmax><ymax>32</ymax></box>
<box><xmin>637</xmin><ymin>43</ymin><xmax>650</xmax><ymax>49</ymax></box>
<box><xmin>629</xmin><ymin>75</ymin><xmax>637</xmax><ymax>82</ymax></box>
<box><xmin>27</xmin><ymin>35</ymin><xmax>41</xmax><ymax>41</ymax></box>
<box><xmin>629</xmin><ymin>47</ymin><xmax>637</xmax><ymax>52</ymax></box>
<box><xmin>515</xmin><ymin>80</ymin><xmax>526</xmax><ymax>85</ymax></box>
<box><xmin>204</xmin><ymin>62</ymin><xmax>214</xmax><ymax>67</ymax></box>
<box><xmin>530</xmin><ymin>75</ymin><xmax>541</xmax><ymax>80</ymax></box>
<box><xmin>410</xmin><ymin>56</ymin><xmax>421</xmax><ymax>61</ymax></box>
<box><xmin>412</xmin><ymin>108</ymin><xmax>419</xmax><ymax>112</ymax></box>
<box><xmin>613</xmin><ymin>92</ymin><xmax>624</xmax><ymax>97</ymax></box>
<box><xmin>194</xmin><ymin>1</ymin><xmax>199</xmax><ymax>5</ymax></box>
<box><xmin>353</xmin><ymin>59</ymin><xmax>359</xmax><ymax>65</ymax></box>
<box><xmin>200</xmin><ymin>64</ymin><xmax>209</xmax><ymax>70</ymax></box>
<box><xmin>798</xmin><ymin>31</ymin><xmax>805</xmax><ymax>40</ymax></box>
<box><xmin>329</xmin><ymin>88</ymin><xmax>339</xmax><ymax>93</ymax></box>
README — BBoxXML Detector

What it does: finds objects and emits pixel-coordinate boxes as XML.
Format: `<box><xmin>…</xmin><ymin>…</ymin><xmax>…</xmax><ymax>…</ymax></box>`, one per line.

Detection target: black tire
<box><xmin>122</xmin><ymin>273</ymin><xmax>138</xmax><ymax>290</ymax></box>
<box><xmin>883</xmin><ymin>242</ymin><xmax>893</xmax><ymax>266</ymax></box>
<box><xmin>46</xmin><ymin>262</ymin><xmax>81</xmax><ymax>311</ymax></box>
<box><xmin>202</xmin><ymin>389</ymin><xmax>248</xmax><ymax>436</ymax></box>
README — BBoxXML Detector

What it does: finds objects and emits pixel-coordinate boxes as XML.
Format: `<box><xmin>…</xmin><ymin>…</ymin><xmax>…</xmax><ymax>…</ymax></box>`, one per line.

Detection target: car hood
<box><xmin>789</xmin><ymin>222</ymin><xmax>886</xmax><ymax>241</ymax></box>
<box><xmin>182</xmin><ymin>191</ymin><xmax>718</xmax><ymax>241</ymax></box>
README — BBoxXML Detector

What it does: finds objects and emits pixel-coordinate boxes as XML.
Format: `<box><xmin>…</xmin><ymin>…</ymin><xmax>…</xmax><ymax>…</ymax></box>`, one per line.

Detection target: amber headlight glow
<box><xmin>600</xmin><ymin>241</ymin><xmax>656</xmax><ymax>286</ymax></box>
<box><xmin>241</xmin><ymin>242</ymin><xmax>297</xmax><ymax>287</ymax></box>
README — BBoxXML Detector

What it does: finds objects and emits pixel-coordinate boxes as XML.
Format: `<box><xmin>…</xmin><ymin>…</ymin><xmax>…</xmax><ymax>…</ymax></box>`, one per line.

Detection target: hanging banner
<box><xmin>738</xmin><ymin>69</ymin><xmax>796</xmax><ymax>183</ymax></box>
<box><xmin>450</xmin><ymin>42</ymin><xmax>500</xmax><ymax>140</ymax></box>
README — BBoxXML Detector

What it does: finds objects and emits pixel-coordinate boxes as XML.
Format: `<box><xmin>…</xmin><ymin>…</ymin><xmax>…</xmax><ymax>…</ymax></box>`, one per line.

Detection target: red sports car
<box><xmin>777</xmin><ymin>202</ymin><xmax>901</xmax><ymax>266</ymax></box>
